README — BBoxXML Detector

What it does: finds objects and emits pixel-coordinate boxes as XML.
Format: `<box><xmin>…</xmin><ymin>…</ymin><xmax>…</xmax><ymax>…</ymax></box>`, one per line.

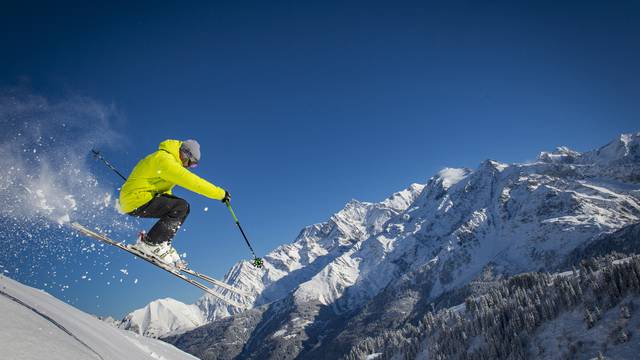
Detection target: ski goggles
<box><xmin>181</xmin><ymin>148</ymin><xmax>199</xmax><ymax>168</ymax></box>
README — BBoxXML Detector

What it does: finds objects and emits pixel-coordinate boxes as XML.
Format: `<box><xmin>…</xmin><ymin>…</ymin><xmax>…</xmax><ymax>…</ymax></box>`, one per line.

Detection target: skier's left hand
<box><xmin>221</xmin><ymin>190</ymin><xmax>231</xmax><ymax>204</ymax></box>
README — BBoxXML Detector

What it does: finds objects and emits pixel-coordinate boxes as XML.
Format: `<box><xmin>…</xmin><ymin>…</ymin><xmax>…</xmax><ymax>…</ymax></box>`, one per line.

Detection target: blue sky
<box><xmin>1</xmin><ymin>1</ymin><xmax>639</xmax><ymax>318</ymax></box>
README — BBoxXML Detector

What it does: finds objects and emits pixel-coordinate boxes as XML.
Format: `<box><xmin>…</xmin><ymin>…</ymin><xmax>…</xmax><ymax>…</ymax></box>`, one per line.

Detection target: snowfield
<box><xmin>0</xmin><ymin>274</ymin><xmax>198</xmax><ymax>360</ymax></box>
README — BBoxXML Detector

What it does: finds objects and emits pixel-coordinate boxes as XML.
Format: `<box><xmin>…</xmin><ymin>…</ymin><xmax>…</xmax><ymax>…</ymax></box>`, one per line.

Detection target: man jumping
<box><xmin>118</xmin><ymin>139</ymin><xmax>230</xmax><ymax>267</ymax></box>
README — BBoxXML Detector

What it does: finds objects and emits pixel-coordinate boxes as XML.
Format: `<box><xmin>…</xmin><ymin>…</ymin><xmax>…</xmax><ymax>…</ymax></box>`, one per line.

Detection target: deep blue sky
<box><xmin>1</xmin><ymin>1</ymin><xmax>639</xmax><ymax>318</ymax></box>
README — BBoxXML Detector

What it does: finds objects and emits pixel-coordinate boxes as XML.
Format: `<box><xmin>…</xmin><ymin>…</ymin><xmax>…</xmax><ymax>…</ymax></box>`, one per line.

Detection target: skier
<box><xmin>118</xmin><ymin>139</ymin><xmax>230</xmax><ymax>267</ymax></box>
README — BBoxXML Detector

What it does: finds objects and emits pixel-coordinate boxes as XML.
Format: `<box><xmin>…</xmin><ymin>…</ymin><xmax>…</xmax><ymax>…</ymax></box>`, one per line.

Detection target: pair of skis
<box><xmin>71</xmin><ymin>222</ymin><xmax>250</xmax><ymax>309</ymax></box>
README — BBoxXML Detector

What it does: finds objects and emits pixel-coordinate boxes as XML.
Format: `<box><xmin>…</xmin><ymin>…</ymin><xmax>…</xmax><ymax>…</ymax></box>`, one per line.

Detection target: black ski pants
<box><xmin>128</xmin><ymin>194</ymin><xmax>190</xmax><ymax>244</ymax></box>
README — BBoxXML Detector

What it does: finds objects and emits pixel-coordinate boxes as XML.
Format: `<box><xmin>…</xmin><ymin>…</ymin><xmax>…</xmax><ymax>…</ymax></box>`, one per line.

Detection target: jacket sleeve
<box><xmin>156</xmin><ymin>153</ymin><xmax>226</xmax><ymax>200</ymax></box>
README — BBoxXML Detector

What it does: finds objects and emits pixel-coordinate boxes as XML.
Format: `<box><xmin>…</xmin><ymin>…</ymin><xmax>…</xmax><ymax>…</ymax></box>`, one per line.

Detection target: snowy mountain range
<box><xmin>0</xmin><ymin>274</ymin><xmax>197</xmax><ymax>360</ymax></box>
<box><xmin>120</xmin><ymin>132</ymin><xmax>640</xmax><ymax>359</ymax></box>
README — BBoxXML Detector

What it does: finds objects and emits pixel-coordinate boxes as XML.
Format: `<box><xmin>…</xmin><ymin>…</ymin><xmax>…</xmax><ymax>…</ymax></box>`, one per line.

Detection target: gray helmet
<box><xmin>180</xmin><ymin>139</ymin><xmax>201</xmax><ymax>164</ymax></box>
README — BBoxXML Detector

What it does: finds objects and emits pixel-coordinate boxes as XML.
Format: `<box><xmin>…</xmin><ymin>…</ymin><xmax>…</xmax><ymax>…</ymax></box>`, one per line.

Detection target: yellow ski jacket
<box><xmin>119</xmin><ymin>139</ymin><xmax>226</xmax><ymax>213</ymax></box>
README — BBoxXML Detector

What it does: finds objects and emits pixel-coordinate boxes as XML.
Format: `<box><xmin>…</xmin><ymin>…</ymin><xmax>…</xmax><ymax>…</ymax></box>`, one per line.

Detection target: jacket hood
<box><xmin>158</xmin><ymin>139</ymin><xmax>182</xmax><ymax>162</ymax></box>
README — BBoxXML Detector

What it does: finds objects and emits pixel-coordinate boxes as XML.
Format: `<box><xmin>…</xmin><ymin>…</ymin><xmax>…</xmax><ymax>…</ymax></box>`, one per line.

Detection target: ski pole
<box><xmin>91</xmin><ymin>149</ymin><xmax>127</xmax><ymax>181</ymax></box>
<box><xmin>225</xmin><ymin>200</ymin><xmax>263</xmax><ymax>268</ymax></box>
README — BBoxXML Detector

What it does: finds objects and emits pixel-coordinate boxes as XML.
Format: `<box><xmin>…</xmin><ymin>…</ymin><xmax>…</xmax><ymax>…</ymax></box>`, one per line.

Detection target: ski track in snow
<box><xmin>0</xmin><ymin>289</ymin><xmax>105</xmax><ymax>360</ymax></box>
<box><xmin>0</xmin><ymin>274</ymin><xmax>198</xmax><ymax>360</ymax></box>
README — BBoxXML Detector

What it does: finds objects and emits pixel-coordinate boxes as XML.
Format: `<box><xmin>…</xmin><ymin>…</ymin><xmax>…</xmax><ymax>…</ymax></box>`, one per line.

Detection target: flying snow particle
<box><xmin>63</xmin><ymin>194</ymin><xmax>77</xmax><ymax>210</ymax></box>
<box><xmin>56</xmin><ymin>214</ymin><xmax>70</xmax><ymax>225</ymax></box>
<box><xmin>101</xmin><ymin>193</ymin><xmax>111</xmax><ymax>207</ymax></box>
<box><xmin>204</xmin><ymin>207</ymin><xmax>208</xmax><ymax>212</ymax></box>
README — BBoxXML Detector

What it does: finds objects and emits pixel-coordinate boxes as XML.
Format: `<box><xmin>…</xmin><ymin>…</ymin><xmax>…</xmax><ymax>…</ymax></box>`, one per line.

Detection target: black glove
<box><xmin>221</xmin><ymin>190</ymin><xmax>231</xmax><ymax>204</ymax></box>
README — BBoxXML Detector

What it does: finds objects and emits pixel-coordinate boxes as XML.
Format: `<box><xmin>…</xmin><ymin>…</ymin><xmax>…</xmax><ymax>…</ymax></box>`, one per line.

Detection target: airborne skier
<box><xmin>119</xmin><ymin>139</ymin><xmax>230</xmax><ymax>267</ymax></box>
<box><xmin>71</xmin><ymin>139</ymin><xmax>260</xmax><ymax>305</ymax></box>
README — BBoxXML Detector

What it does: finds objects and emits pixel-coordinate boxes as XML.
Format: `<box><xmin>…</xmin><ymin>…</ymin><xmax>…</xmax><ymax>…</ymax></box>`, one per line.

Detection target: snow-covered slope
<box><xmin>0</xmin><ymin>274</ymin><xmax>198</xmax><ymax>360</ymax></box>
<box><xmin>126</xmin><ymin>132</ymin><xmax>640</xmax><ymax>346</ymax></box>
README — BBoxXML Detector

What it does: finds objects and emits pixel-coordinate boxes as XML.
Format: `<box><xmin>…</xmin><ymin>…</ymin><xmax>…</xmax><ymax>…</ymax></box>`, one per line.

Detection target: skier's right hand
<box><xmin>221</xmin><ymin>190</ymin><xmax>231</xmax><ymax>204</ymax></box>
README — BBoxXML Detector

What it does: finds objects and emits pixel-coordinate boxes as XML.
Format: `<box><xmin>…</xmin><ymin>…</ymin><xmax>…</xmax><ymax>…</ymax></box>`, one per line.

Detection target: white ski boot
<box><xmin>166</xmin><ymin>246</ymin><xmax>187</xmax><ymax>269</ymax></box>
<box><xmin>131</xmin><ymin>232</ymin><xmax>185</xmax><ymax>269</ymax></box>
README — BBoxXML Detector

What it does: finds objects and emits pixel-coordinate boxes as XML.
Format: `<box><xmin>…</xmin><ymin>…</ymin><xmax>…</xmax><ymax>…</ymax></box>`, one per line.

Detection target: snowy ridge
<box><xmin>0</xmin><ymin>274</ymin><xmax>197</xmax><ymax>360</ymax></box>
<box><xmin>125</xmin><ymin>133</ymin><xmax>640</xmax><ymax>343</ymax></box>
<box><xmin>537</xmin><ymin>132</ymin><xmax>640</xmax><ymax>182</ymax></box>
